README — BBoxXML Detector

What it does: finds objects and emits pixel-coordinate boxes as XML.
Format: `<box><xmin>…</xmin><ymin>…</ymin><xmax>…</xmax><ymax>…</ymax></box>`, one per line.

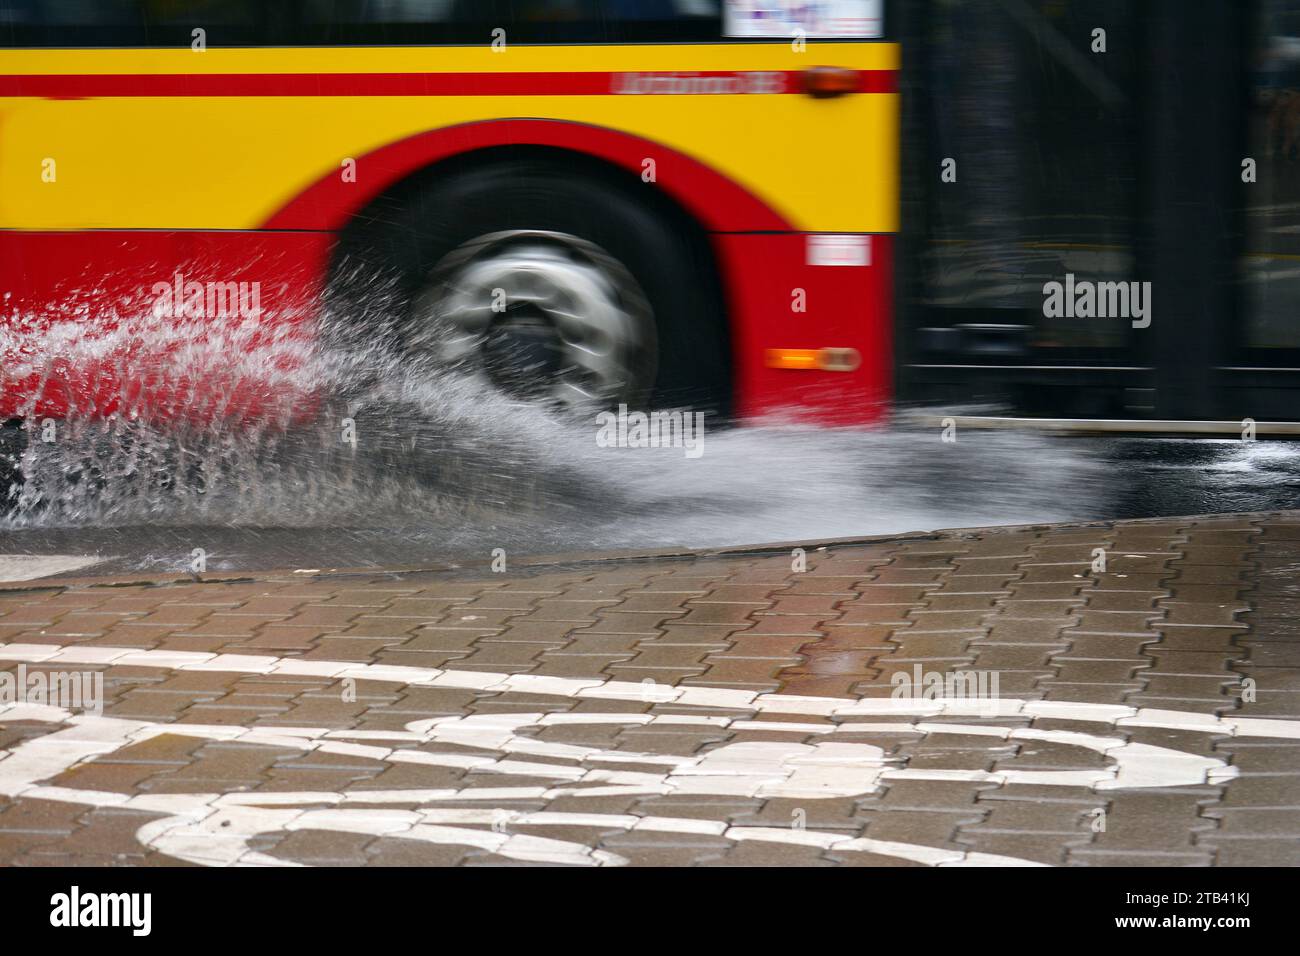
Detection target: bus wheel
<box><xmin>330</xmin><ymin>159</ymin><xmax>729</xmax><ymax>413</ymax></box>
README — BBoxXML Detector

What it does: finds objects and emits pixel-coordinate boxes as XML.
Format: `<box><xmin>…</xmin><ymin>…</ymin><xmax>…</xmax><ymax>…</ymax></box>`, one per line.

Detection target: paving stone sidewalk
<box><xmin>1</xmin><ymin>511</ymin><xmax>1298</xmax><ymax>867</ymax></box>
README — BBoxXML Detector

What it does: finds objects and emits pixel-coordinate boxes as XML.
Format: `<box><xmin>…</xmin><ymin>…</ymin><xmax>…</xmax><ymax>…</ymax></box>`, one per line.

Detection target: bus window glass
<box><xmin>1245</xmin><ymin>0</ymin><xmax>1300</xmax><ymax>349</ymax></box>
<box><xmin>296</xmin><ymin>1</ymin><xmax>723</xmax><ymax>42</ymax></box>
<box><xmin>912</xmin><ymin>0</ymin><xmax>1138</xmax><ymax>350</ymax></box>
<box><xmin>0</xmin><ymin>0</ymin><xmax>724</xmax><ymax>44</ymax></box>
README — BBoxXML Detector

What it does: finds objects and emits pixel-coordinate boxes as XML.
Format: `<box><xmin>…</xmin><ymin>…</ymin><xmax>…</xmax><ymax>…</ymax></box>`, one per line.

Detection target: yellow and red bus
<box><xmin>0</xmin><ymin>1</ymin><xmax>898</xmax><ymax>427</ymax></box>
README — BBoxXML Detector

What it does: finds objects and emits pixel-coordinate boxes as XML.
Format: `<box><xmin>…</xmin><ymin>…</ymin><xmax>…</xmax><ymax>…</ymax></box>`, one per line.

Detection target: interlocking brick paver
<box><xmin>4</xmin><ymin>512</ymin><xmax>1300</xmax><ymax>868</ymax></box>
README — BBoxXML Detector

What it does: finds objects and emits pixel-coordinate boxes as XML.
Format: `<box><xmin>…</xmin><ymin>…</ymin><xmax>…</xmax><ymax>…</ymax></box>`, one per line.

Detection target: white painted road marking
<box><xmin>0</xmin><ymin>554</ymin><xmax>104</xmax><ymax>583</ymax></box>
<box><xmin>1</xmin><ymin>642</ymin><xmax>1294</xmax><ymax>867</ymax></box>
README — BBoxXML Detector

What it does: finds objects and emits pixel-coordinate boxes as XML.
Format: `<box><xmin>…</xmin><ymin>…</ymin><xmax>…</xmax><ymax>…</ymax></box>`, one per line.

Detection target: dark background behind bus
<box><xmin>896</xmin><ymin>0</ymin><xmax>1300</xmax><ymax>423</ymax></box>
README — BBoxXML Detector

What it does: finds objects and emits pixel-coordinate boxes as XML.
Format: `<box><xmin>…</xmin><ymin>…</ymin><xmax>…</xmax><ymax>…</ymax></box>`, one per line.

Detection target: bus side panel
<box><xmin>0</xmin><ymin>43</ymin><xmax>900</xmax><ymax>427</ymax></box>
<box><xmin>0</xmin><ymin>229</ymin><xmax>896</xmax><ymax>428</ymax></box>
<box><xmin>718</xmin><ymin>233</ymin><xmax>892</xmax><ymax>424</ymax></box>
<box><xmin>0</xmin><ymin>230</ymin><xmax>329</xmax><ymax>424</ymax></box>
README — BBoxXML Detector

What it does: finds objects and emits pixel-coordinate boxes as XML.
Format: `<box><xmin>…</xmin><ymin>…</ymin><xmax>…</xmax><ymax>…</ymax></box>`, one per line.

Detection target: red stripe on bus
<box><xmin>0</xmin><ymin>69</ymin><xmax>896</xmax><ymax>98</ymax></box>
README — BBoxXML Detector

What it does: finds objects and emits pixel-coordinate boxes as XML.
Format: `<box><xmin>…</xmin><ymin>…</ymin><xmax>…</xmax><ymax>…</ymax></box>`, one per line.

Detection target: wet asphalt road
<box><xmin>0</xmin><ymin>435</ymin><xmax>1296</xmax><ymax>580</ymax></box>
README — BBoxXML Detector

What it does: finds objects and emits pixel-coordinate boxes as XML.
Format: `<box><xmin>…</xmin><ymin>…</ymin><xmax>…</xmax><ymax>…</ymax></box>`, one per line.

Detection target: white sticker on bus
<box><xmin>807</xmin><ymin>234</ymin><xmax>871</xmax><ymax>267</ymax></box>
<box><xmin>725</xmin><ymin>0</ymin><xmax>884</xmax><ymax>39</ymax></box>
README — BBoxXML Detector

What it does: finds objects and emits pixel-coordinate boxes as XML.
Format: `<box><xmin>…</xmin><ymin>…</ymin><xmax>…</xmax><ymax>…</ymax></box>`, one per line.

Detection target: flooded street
<box><xmin>2</xmin><ymin>384</ymin><xmax>1297</xmax><ymax>577</ymax></box>
<box><xmin>1</xmin><ymin>280</ymin><xmax>1297</xmax><ymax>581</ymax></box>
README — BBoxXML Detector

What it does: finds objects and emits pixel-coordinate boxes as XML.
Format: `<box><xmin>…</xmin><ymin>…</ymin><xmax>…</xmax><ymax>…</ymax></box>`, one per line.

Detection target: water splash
<box><xmin>1</xmin><ymin>297</ymin><xmax>1101</xmax><ymax>558</ymax></box>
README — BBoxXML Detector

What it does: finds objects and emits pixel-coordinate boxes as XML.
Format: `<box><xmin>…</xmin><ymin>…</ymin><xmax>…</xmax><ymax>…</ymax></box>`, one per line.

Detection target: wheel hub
<box><xmin>480</xmin><ymin>313</ymin><xmax>566</xmax><ymax>400</ymax></box>
<box><xmin>411</xmin><ymin>230</ymin><xmax>655</xmax><ymax>410</ymax></box>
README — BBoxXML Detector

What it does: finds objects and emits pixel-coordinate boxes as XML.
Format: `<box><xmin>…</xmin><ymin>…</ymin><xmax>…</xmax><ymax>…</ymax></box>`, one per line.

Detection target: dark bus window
<box><xmin>1244</xmin><ymin>0</ymin><xmax>1300</xmax><ymax>349</ymax></box>
<box><xmin>0</xmin><ymin>0</ymin><xmax>729</xmax><ymax>46</ymax></box>
<box><xmin>0</xmin><ymin>0</ymin><xmax>267</xmax><ymax>45</ymax></box>
<box><xmin>909</xmin><ymin>0</ymin><xmax>1139</xmax><ymax>351</ymax></box>
<box><xmin>296</xmin><ymin>1</ymin><xmax>721</xmax><ymax>43</ymax></box>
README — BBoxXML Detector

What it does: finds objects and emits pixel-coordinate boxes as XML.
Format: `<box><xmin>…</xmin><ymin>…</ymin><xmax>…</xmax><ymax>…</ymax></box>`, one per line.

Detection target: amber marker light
<box><xmin>765</xmin><ymin>348</ymin><xmax>862</xmax><ymax>372</ymax></box>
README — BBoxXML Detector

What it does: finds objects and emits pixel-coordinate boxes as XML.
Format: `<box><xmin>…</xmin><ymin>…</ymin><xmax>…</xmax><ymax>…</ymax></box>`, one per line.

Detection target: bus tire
<box><xmin>327</xmin><ymin>157</ymin><xmax>730</xmax><ymax>414</ymax></box>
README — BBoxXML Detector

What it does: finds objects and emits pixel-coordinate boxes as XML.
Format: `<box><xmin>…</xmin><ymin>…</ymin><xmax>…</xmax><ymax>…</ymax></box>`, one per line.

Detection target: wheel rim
<box><xmin>410</xmin><ymin>230</ymin><xmax>657</xmax><ymax>410</ymax></box>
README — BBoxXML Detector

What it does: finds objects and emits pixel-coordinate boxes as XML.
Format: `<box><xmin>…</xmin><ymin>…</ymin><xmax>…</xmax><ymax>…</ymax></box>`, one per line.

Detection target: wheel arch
<box><xmin>262</xmin><ymin>118</ymin><xmax>794</xmax><ymax>235</ymax></box>
<box><xmin>299</xmin><ymin>119</ymin><xmax>759</xmax><ymax>411</ymax></box>
<box><xmin>299</xmin><ymin>121</ymin><xmax>757</xmax><ymax>413</ymax></box>
<box><xmin>326</xmin><ymin>140</ymin><xmax>728</xmax><ymax>301</ymax></box>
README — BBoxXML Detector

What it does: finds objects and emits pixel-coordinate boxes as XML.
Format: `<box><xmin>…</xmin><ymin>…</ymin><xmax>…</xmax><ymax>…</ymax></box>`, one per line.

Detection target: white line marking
<box><xmin>0</xmin><ymin>642</ymin><xmax>1293</xmax><ymax>867</ymax></box>
<box><xmin>0</xmin><ymin>555</ymin><xmax>104</xmax><ymax>583</ymax></box>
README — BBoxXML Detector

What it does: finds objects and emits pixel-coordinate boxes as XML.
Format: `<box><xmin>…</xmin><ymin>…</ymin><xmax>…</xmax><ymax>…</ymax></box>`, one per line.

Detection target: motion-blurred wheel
<box><xmin>326</xmin><ymin>156</ymin><xmax>730</xmax><ymax>414</ymax></box>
